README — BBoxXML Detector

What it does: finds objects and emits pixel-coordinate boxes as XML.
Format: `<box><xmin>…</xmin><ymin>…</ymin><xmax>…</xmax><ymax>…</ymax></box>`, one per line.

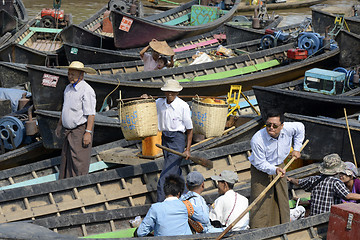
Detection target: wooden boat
<box><xmin>0</xmin><ymin>62</ymin><xmax>28</xmax><ymax>88</ymax></box>
<box><xmin>253</xmin><ymin>75</ymin><xmax>360</xmax><ymax>119</ymax></box>
<box><xmin>311</xmin><ymin>6</ymin><xmax>360</xmax><ymax>35</ymax></box>
<box><xmin>0</xmin><ymin>138</ymin><xmax>319</xmax><ymax>224</ymax></box>
<box><xmin>62</xmin><ymin>27</ymin><xmax>227</xmax><ymax>64</ymax></box>
<box><xmin>0</xmin><ymin>0</ymin><xmax>28</xmax><ymax>37</ymax></box>
<box><xmin>285</xmin><ymin>113</ymin><xmax>360</xmax><ymax>165</ymax></box>
<box><xmin>27</xmin><ymin>42</ymin><xmax>339</xmax><ymax>111</ymax></box>
<box><xmin>0</xmin><ymin>115</ymin><xmax>262</xmax><ymax>190</ymax></box>
<box><xmin>0</xmin><ymin>140</ymin><xmax>59</xmax><ymax>171</ymax></box>
<box><xmin>110</xmin><ymin>0</ymin><xmax>240</xmax><ymax>49</ymax></box>
<box><xmin>35</xmin><ymin>110</ymin><xmax>124</xmax><ymax>149</ymax></box>
<box><xmin>60</xmin><ymin>1</ymin><xmax>144</xmax><ymax>50</ymax></box>
<box><xmin>335</xmin><ymin>30</ymin><xmax>360</xmax><ymax>68</ymax></box>
<box><xmin>31</xmin><ymin>194</ymin><xmax>328</xmax><ymax>239</ymax></box>
<box><xmin>0</xmin><ymin>13</ymin><xmax>71</xmax><ymax>66</ymax></box>
<box><xmin>143</xmin><ymin>0</ymin><xmax>326</xmax><ymax>12</ymax></box>
<box><xmin>225</xmin><ymin>17</ymin><xmax>310</xmax><ymax>45</ymax></box>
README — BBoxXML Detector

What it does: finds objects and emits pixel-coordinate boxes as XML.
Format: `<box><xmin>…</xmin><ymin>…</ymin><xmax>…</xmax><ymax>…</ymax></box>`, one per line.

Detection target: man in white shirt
<box><xmin>209</xmin><ymin>170</ymin><xmax>249</xmax><ymax>231</ymax></box>
<box><xmin>156</xmin><ymin>79</ymin><xmax>193</xmax><ymax>202</ymax></box>
<box><xmin>55</xmin><ymin>61</ymin><xmax>96</xmax><ymax>179</ymax></box>
<box><xmin>248</xmin><ymin>109</ymin><xmax>305</xmax><ymax>228</ymax></box>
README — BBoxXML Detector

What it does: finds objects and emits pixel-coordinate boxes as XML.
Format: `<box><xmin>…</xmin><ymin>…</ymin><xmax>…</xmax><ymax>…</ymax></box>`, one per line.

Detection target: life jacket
<box><xmin>182</xmin><ymin>199</ymin><xmax>204</xmax><ymax>233</ymax></box>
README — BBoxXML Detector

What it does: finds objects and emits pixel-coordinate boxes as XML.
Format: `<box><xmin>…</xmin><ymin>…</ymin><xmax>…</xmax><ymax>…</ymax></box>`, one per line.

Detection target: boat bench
<box><xmin>18</xmin><ymin>27</ymin><xmax>62</xmax><ymax>45</ymax></box>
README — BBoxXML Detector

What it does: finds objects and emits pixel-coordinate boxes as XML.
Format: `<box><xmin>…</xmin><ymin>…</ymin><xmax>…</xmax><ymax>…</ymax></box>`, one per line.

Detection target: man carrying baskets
<box><xmin>55</xmin><ymin>61</ymin><xmax>97</xmax><ymax>179</ymax></box>
<box><xmin>156</xmin><ymin>80</ymin><xmax>193</xmax><ymax>202</ymax></box>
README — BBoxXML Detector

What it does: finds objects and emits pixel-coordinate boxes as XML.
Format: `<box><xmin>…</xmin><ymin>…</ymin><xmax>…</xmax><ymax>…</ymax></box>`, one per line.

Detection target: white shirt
<box><xmin>209</xmin><ymin>190</ymin><xmax>250</xmax><ymax>231</ymax></box>
<box><xmin>61</xmin><ymin>80</ymin><xmax>96</xmax><ymax>129</ymax></box>
<box><xmin>156</xmin><ymin>97</ymin><xmax>193</xmax><ymax>133</ymax></box>
<box><xmin>248</xmin><ymin>122</ymin><xmax>305</xmax><ymax>175</ymax></box>
<box><xmin>141</xmin><ymin>52</ymin><xmax>158</xmax><ymax>72</ymax></box>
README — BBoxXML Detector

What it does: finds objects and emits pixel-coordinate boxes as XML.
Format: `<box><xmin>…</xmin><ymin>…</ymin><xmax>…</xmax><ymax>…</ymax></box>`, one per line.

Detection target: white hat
<box><xmin>58</xmin><ymin>61</ymin><xmax>96</xmax><ymax>74</ymax></box>
<box><xmin>161</xmin><ymin>80</ymin><xmax>183</xmax><ymax>92</ymax></box>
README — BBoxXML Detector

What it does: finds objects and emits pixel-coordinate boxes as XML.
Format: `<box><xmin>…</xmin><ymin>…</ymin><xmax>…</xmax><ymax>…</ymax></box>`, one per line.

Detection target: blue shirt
<box><xmin>248</xmin><ymin>122</ymin><xmax>305</xmax><ymax>175</ymax></box>
<box><xmin>137</xmin><ymin>197</ymin><xmax>207</xmax><ymax>236</ymax></box>
<box><xmin>180</xmin><ymin>191</ymin><xmax>223</xmax><ymax>233</ymax></box>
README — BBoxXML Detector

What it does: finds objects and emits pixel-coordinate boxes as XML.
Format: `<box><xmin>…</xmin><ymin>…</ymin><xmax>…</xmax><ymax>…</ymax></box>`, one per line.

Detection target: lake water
<box><xmin>22</xmin><ymin>0</ymin><xmax>358</xmax><ymax>24</ymax></box>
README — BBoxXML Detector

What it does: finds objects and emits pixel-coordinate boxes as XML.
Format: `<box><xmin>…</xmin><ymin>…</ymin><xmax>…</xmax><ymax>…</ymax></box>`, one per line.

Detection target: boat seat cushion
<box><xmin>190</xmin><ymin>5</ymin><xmax>220</xmax><ymax>26</ymax></box>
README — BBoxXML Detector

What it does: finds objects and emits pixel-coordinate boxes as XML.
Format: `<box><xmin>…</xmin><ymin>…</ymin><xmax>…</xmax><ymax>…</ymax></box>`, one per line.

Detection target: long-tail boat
<box><xmin>253</xmin><ymin>69</ymin><xmax>360</xmax><ymax>119</ymax></box>
<box><xmin>335</xmin><ymin>30</ymin><xmax>360</xmax><ymax>68</ymax></box>
<box><xmin>0</xmin><ymin>116</ymin><xmax>262</xmax><ymax>190</ymax></box>
<box><xmin>0</xmin><ymin>12</ymin><xmax>72</xmax><ymax>66</ymax></box>
<box><xmin>110</xmin><ymin>0</ymin><xmax>240</xmax><ymax>49</ymax></box>
<box><xmin>27</xmin><ymin>42</ymin><xmax>339</xmax><ymax>111</ymax></box>
<box><xmin>60</xmin><ymin>0</ymin><xmax>144</xmax><ymax>50</ymax></box>
<box><xmin>0</xmin><ymin>0</ymin><xmax>28</xmax><ymax>37</ymax></box>
<box><xmin>0</xmin><ymin>139</ymin><xmax>318</xmax><ymax>225</ymax></box>
<box><xmin>311</xmin><ymin>5</ymin><xmax>360</xmax><ymax>35</ymax></box>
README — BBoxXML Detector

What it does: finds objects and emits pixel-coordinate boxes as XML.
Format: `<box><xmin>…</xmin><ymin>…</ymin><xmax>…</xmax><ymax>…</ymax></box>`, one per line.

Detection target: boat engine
<box><xmin>0</xmin><ymin>107</ymin><xmax>38</xmax><ymax>151</ymax></box>
<box><xmin>40</xmin><ymin>0</ymin><xmax>71</xmax><ymax>28</ymax></box>
<box><xmin>297</xmin><ymin>32</ymin><xmax>324</xmax><ymax>56</ymax></box>
<box><xmin>108</xmin><ymin>0</ymin><xmax>141</xmax><ymax>16</ymax></box>
<box><xmin>260</xmin><ymin>30</ymin><xmax>289</xmax><ymax>49</ymax></box>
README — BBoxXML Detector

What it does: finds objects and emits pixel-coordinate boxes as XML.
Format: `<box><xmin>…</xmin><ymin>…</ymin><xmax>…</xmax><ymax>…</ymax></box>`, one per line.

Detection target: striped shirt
<box><xmin>61</xmin><ymin>80</ymin><xmax>96</xmax><ymax>129</ymax></box>
<box><xmin>299</xmin><ymin>175</ymin><xmax>350</xmax><ymax>216</ymax></box>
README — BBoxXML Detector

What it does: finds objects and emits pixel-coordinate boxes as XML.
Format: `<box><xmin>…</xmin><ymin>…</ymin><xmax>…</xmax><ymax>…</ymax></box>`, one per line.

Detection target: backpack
<box><xmin>182</xmin><ymin>200</ymin><xmax>204</xmax><ymax>233</ymax></box>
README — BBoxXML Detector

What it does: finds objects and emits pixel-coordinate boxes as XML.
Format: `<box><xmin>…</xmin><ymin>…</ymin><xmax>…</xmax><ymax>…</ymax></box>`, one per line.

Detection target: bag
<box><xmin>182</xmin><ymin>200</ymin><xmax>204</xmax><ymax>233</ymax></box>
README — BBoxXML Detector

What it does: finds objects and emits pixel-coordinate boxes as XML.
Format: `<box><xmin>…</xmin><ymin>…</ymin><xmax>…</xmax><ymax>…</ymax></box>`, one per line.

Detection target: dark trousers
<box><xmin>156</xmin><ymin>131</ymin><xmax>186</xmax><ymax>202</ymax></box>
<box><xmin>59</xmin><ymin>124</ymin><xmax>92</xmax><ymax>179</ymax></box>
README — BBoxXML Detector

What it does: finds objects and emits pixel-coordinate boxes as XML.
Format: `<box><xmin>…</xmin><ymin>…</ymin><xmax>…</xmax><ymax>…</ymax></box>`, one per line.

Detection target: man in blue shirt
<box><xmin>248</xmin><ymin>109</ymin><xmax>305</xmax><ymax>228</ymax></box>
<box><xmin>180</xmin><ymin>171</ymin><xmax>223</xmax><ymax>233</ymax></box>
<box><xmin>137</xmin><ymin>175</ymin><xmax>207</xmax><ymax>236</ymax></box>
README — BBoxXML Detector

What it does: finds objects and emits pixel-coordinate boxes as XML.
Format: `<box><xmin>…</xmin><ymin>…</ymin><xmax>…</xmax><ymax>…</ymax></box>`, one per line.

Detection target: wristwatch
<box><xmin>85</xmin><ymin>129</ymin><xmax>93</xmax><ymax>134</ymax></box>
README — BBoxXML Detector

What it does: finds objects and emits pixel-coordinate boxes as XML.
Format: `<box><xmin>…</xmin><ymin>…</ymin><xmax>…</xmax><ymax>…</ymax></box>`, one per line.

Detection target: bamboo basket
<box><xmin>119</xmin><ymin>99</ymin><xmax>158</xmax><ymax>140</ymax></box>
<box><xmin>191</xmin><ymin>97</ymin><xmax>228</xmax><ymax>138</ymax></box>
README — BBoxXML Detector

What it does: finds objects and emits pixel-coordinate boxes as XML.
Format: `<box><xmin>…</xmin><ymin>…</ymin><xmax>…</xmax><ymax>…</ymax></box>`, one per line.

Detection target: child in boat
<box><xmin>140</xmin><ymin>39</ymin><xmax>174</xmax><ymax>72</ymax></box>
<box><xmin>156</xmin><ymin>56</ymin><xmax>168</xmax><ymax>70</ymax></box>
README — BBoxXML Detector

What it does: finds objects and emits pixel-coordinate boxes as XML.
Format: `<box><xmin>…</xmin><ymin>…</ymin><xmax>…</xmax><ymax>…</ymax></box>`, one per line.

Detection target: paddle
<box><xmin>216</xmin><ymin>139</ymin><xmax>309</xmax><ymax>240</ymax></box>
<box><xmin>343</xmin><ymin>108</ymin><xmax>358</xmax><ymax>168</ymax></box>
<box><xmin>155</xmin><ymin>144</ymin><xmax>213</xmax><ymax>169</ymax></box>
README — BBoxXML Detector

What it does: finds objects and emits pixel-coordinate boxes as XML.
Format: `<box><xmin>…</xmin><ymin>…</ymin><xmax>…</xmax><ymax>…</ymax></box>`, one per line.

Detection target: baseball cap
<box><xmin>186</xmin><ymin>171</ymin><xmax>205</xmax><ymax>187</ymax></box>
<box><xmin>211</xmin><ymin>170</ymin><xmax>238</xmax><ymax>184</ymax></box>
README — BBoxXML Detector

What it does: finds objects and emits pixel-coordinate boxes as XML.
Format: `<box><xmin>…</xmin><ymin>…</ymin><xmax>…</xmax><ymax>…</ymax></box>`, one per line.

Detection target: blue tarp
<box><xmin>0</xmin><ymin>88</ymin><xmax>31</xmax><ymax>112</ymax></box>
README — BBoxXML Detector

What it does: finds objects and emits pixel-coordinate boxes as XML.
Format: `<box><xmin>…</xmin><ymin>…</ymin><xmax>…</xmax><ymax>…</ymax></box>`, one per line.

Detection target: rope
<box><xmin>99</xmin><ymin>78</ymin><xmax>121</xmax><ymax>112</ymax></box>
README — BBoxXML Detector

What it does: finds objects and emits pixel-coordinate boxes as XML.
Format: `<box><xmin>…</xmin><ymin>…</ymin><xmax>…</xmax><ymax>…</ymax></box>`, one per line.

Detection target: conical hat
<box><xmin>149</xmin><ymin>40</ymin><xmax>175</xmax><ymax>56</ymax></box>
<box><xmin>58</xmin><ymin>61</ymin><xmax>97</xmax><ymax>74</ymax></box>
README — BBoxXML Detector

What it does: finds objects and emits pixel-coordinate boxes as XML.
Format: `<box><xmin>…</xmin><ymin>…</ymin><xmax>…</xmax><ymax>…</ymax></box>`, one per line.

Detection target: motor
<box><xmin>40</xmin><ymin>0</ymin><xmax>71</xmax><ymax>28</ymax></box>
<box><xmin>260</xmin><ymin>30</ymin><xmax>289</xmax><ymax>49</ymax></box>
<box><xmin>297</xmin><ymin>32</ymin><xmax>324</xmax><ymax>56</ymax></box>
<box><xmin>0</xmin><ymin>106</ymin><xmax>38</xmax><ymax>151</ymax></box>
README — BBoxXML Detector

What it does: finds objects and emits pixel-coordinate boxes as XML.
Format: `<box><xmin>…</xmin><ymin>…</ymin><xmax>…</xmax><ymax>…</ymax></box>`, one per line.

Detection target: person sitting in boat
<box><xmin>140</xmin><ymin>39</ymin><xmax>174</xmax><ymax>72</ymax></box>
<box><xmin>287</xmin><ymin>154</ymin><xmax>360</xmax><ymax>216</ymax></box>
<box><xmin>180</xmin><ymin>171</ymin><xmax>223</xmax><ymax>233</ymax></box>
<box><xmin>209</xmin><ymin>170</ymin><xmax>250</xmax><ymax>231</ymax></box>
<box><xmin>339</xmin><ymin>162</ymin><xmax>360</xmax><ymax>203</ymax></box>
<box><xmin>156</xmin><ymin>56</ymin><xmax>168</xmax><ymax>70</ymax></box>
<box><xmin>136</xmin><ymin>174</ymin><xmax>207</xmax><ymax>236</ymax></box>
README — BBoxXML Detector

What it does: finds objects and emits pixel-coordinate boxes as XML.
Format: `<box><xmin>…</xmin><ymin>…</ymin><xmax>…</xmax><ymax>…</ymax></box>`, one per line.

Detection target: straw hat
<box><xmin>161</xmin><ymin>80</ymin><xmax>183</xmax><ymax>92</ymax></box>
<box><xmin>318</xmin><ymin>153</ymin><xmax>346</xmax><ymax>175</ymax></box>
<box><xmin>149</xmin><ymin>40</ymin><xmax>175</xmax><ymax>56</ymax></box>
<box><xmin>58</xmin><ymin>61</ymin><xmax>97</xmax><ymax>74</ymax></box>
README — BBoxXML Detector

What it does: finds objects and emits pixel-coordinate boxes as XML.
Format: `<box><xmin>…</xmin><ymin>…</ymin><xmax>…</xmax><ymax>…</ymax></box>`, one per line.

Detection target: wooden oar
<box><xmin>344</xmin><ymin>108</ymin><xmax>358</xmax><ymax>168</ymax></box>
<box><xmin>155</xmin><ymin>144</ymin><xmax>213</xmax><ymax>169</ymax></box>
<box><xmin>216</xmin><ymin>139</ymin><xmax>309</xmax><ymax>240</ymax></box>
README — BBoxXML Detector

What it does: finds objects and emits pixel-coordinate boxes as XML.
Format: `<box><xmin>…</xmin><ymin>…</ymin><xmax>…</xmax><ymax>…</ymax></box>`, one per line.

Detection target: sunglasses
<box><xmin>265</xmin><ymin>123</ymin><xmax>281</xmax><ymax>129</ymax></box>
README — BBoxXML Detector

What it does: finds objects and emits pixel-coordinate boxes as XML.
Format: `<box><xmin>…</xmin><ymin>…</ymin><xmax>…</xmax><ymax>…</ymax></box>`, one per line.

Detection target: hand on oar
<box><xmin>156</xmin><ymin>144</ymin><xmax>213</xmax><ymax>169</ymax></box>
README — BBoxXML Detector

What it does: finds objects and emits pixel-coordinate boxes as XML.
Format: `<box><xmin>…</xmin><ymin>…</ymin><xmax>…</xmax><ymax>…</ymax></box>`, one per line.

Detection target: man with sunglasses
<box><xmin>248</xmin><ymin>109</ymin><xmax>305</xmax><ymax>228</ymax></box>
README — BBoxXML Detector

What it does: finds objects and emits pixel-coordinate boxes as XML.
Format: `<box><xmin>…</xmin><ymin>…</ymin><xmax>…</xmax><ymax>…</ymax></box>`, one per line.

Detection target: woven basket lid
<box><xmin>149</xmin><ymin>40</ymin><xmax>175</xmax><ymax>56</ymax></box>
